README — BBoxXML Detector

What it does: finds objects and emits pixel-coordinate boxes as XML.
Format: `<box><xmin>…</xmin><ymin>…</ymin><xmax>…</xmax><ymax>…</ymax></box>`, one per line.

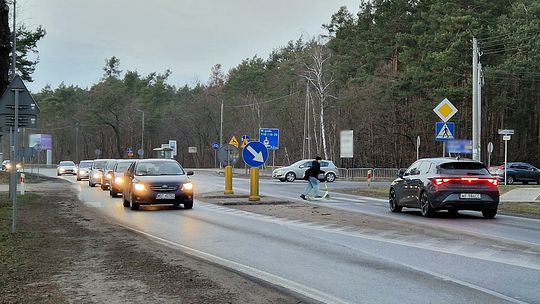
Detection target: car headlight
<box><xmin>134</xmin><ymin>183</ymin><xmax>146</xmax><ymax>192</ymax></box>
<box><xmin>93</xmin><ymin>173</ymin><xmax>100</xmax><ymax>178</ymax></box>
<box><xmin>114</xmin><ymin>177</ymin><xmax>123</xmax><ymax>184</ymax></box>
<box><xmin>106</xmin><ymin>173</ymin><xmax>112</xmax><ymax>179</ymax></box>
<box><xmin>182</xmin><ymin>182</ymin><xmax>193</xmax><ymax>191</ymax></box>
<box><xmin>6</xmin><ymin>163</ymin><xmax>12</xmax><ymax>169</ymax></box>
<box><xmin>16</xmin><ymin>163</ymin><xmax>22</xmax><ymax>169</ymax></box>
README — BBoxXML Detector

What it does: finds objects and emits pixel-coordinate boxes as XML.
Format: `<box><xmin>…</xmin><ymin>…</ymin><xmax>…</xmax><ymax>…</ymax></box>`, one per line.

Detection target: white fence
<box><xmin>338</xmin><ymin>168</ymin><xmax>404</xmax><ymax>181</ymax></box>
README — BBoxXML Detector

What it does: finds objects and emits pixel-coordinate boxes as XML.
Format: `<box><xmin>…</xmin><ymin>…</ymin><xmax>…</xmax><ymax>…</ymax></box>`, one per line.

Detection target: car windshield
<box><xmin>60</xmin><ymin>161</ymin><xmax>75</xmax><ymax>166</ymax></box>
<box><xmin>106</xmin><ymin>161</ymin><xmax>117</xmax><ymax>170</ymax></box>
<box><xmin>93</xmin><ymin>160</ymin><xmax>107</xmax><ymax>169</ymax></box>
<box><xmin>79</xmin><ymin>162</ymin><xmax>92</xmax><ymax>168</ymax></box>
<box><xmin>135</xmin><ymin>161</ymin><xmax>185</xmax><ymax>176</ymax></box>
<box><xmin>115</xmin><ymin>162</ymin><xmax>134</xmax><ymax>172</ymax></box>
<box><xmin>438</xmin><ymin>162</ymin><xmax>490</xmax><ymax>176</ymax></box>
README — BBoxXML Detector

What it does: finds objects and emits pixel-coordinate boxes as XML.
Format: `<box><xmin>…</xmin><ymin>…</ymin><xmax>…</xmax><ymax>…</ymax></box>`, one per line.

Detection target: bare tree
<box><xmin>301</xmin><ymin>42</ymin><xmax>336</xmax><ymax>159</ymax></box>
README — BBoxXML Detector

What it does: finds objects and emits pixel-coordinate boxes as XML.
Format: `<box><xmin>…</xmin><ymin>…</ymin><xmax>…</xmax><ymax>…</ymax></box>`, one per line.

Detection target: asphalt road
<box><xmin>42</xmin><ymin>169</ymin><xmax>540</xmax><ymax>304</ymax></box>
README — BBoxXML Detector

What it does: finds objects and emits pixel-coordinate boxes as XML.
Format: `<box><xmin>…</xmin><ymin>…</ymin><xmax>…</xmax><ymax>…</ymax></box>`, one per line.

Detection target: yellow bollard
<box><xmin>249</xmin><ymin>168</ymin><xmax>260</xmax><ymax>201</ymax></box>
<box><xmin>224</xmin><ymin>165</ymin><xmax>234</xmax><ymax>195</ymax></box>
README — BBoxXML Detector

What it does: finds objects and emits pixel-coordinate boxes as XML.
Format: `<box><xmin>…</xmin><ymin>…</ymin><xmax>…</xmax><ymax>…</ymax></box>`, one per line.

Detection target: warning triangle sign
<box><xmin>229</xmin><ymin>136</ymin><xmax>239</xmax><ymax>148</ymax></box>
<box><xmin>437</xmin><ymin>124</ymin><xmax>454</xmax><ymax>139</ymax></box>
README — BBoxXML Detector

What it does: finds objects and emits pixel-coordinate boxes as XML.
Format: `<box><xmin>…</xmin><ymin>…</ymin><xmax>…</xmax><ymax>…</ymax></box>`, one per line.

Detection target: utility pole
<box><xmin>10</xmin><ymin>0</ymin><xmax>18</xmax><ymax>233</ymax></box>
<box><xmin>472</xmin><ymin>37</ymin><xmax>479</xmax><ymax>162</ymax></box>
<box><xmin>75</xmin><ymin>122</ymin><xmax>79</xmax><ymax>163</ymax></box>
<box><xmin>477</xmin><ymin>62</ymin><xmax>483</xmax><ymax>162</ymax></box>
<box><xmin>136</xmin><ymin>109</ymin><xmax>144</xmax><ymax>158</ymax></box>
<box><xmin>219</xmin><ymin>100</ymin><xmax>223</xmax><ymax>146</ymax></box>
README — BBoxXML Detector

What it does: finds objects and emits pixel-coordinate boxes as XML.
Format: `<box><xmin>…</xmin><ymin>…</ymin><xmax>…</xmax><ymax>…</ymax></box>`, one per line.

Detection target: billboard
<box><xmin>29</xmin><ymin>134</ymin><xmax>52</xmax><ymax>150</ymax></box>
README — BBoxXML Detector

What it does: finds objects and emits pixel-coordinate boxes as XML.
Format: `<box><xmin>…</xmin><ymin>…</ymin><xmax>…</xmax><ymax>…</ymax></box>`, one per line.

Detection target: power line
<box><xmin>226</xmin><ymin>91</ymin><xmax>300</xmax><ymax>108</ymax></box>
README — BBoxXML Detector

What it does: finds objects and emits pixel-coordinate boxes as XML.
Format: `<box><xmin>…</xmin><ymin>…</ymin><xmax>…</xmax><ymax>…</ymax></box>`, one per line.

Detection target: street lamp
<box><xmin>136</xmin><ymin>109</ymin><xmax>144</xmax><ymax>158</ymax></box>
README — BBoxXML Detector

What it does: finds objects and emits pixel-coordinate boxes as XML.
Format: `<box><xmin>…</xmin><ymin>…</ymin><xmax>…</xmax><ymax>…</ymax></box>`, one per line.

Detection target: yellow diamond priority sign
<box><xmin>433</xmin><ymin>98</ymin><xmax>458</xmax><ymax>122</ymax></box>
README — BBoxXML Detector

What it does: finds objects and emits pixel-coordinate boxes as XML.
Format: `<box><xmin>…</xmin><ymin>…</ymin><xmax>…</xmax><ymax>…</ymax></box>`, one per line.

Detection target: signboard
<box><xmin>259</xmin><ymin>128</ymin><xmax>279</xmax><ymax>150</ymax></box>
<box><xmin>212</xmin><ymin>142</ymin><xmax>220</xmax><ymax>150</ymax></box>
<box><xmin>498</xmin><ymin>129</ymin><xmax>514</xmax><ymax>135</ymax></box>
<box><xmin>218</xmin><ymin>144</ymin><xmax>240</xmax><ymax>166</ymax></box>
<box><xmin>446</xmin><ymin>139</ymin><xmax>472</xmax><ymax>154</ymax></box>
<box><xmin>168</xmin><ymin>140</ymin><xmax>177</xmax><ymax>156</ymax></box>
<box><xmin>137</xmin><ymin>149</ymin><xmax>145</xmax><ymax>156</ymax></box>
<box><xmin>242</xmin><ymin>141</ymin><xmax>269</xmax><ymax>168</ymax></box>
<box><xmin>433</xmin><ymin>98</ymin><xmax>458</xmax><ymax>122</ymax></box>
<box><xmin>340</xmin><ymin>130</ymin><xmax>354</xmax><ymax>158</ymax></box>
<box><xmin>435</xmin><ymin>122</ymin><xmax>455</xmax><ymax>141</ymax></box>
<box><xmin>28</xmin><ymin>134</ymin><xmax>52</xmax><ymax>150</ymax></box>
<box><xmin>503</xmin><ymin>135</ymin><xmax>511</xmax><ymax>141</ymax></box>
<box><xmin>188</xmin><ymin>146</ymin><xmax>197</xmax><ymax>153</ymax></box>
<box><xmin>229</xmin><ymin>136</ymin><xmax>239</xmax><ymax>148</ymax></box>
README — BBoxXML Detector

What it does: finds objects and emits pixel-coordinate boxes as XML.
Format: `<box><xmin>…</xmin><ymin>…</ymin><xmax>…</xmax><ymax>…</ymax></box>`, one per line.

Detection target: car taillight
<box><xmin>432</xmin><ymin>177</ymin><xmax>498</xmax><ymax>187</ymax></box>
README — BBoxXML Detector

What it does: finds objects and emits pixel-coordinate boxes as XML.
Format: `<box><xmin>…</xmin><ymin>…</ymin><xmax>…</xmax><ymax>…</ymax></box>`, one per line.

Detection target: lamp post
<box><xmin>136</xmin><ymin>109</ymin><xmax>144</xmax><ymax>158</ymax></box>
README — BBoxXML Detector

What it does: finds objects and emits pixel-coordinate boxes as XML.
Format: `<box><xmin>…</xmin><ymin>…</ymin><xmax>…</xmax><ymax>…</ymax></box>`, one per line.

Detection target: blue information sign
<box><xmin>259</xmin><ymin>128</ymin><xmax>279</xmax><ymax>150</ymax></box>
<box><xmin>446</xmin><ymin>139</ymin><xmax>473</xmax><ymax>154</ymax></box>
<box><xmin>242</xmin><ymin>141</ymin><xmax>269</xmax><ymax>168</ymax></box>
<box><xmin>435</xmin><ymin>122</ymin><xmax>455</xmax><ymax>141</ymax></box>
<box><xmin>127</xmin><ymin>147</ymin><xmax>133</xmax><ymax>153</ymax></box>
<box><xmin>212</xmin><ymin>142</ymin><xmax>220</xmax><ymax>150</ymax></box>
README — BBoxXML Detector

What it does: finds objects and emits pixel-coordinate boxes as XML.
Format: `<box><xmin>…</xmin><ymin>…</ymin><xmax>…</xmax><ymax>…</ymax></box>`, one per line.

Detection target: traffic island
<box><xmin>200</xmin><ymin>191</ymin><xmax>292</xmax><ymax>206</ymax></box>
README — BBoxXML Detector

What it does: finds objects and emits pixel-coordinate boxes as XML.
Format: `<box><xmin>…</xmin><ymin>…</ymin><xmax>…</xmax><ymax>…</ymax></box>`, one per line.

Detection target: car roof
<box><xmin>418</xmin><ymin>157</ymin><xmax>481</xmax><ymax>165</ymax></box>
<box><xmin>80</xmin><ymin>160</ymin><xmax>93</xmax><ymax>163</ymax></box>
<box><xmin>137</xmin><ymin>158</ymin><xmax>177</xmax><ymax>163</ymax></box>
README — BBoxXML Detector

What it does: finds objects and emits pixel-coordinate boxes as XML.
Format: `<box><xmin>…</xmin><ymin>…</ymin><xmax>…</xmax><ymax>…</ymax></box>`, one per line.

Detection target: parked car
<box><xmin>495</xmin><ymin>162</ymin><xmax>540</xmax><ymax>185</ymax></box>
<box><xmin>109</xmin><ymin>160</ymin><xmax>135</xmax><ymax>197</ymax></box>
<box><xmin>2</xmin><ymin>160</ymin><xmax>22</xmax><ymax>172</ymax></box>
<box><xmin>57</xmin><ymin>161</ymin><xmax>77</xmax><ymax>176</ymax></box>
<box><xmin>100</xmin><ymin>160</ymin><xmax>118</xmax><ymax>190</ymax></box>
<box><xmin>77</xmin><ymin>160</ymin><xmax>93</xmax><ymax>181</ymax></box>
<box><xmin>88</xmin><ymin>159</ymin><xmax>114</xmax><ymax>187</ymax></box>
<box><xmin>389</xmin><ymin>158</ymin><xmax>499</xmax><ymax>219</ymax></box>
<box><xmin>272</xmin><ymin>159</ymin><xmax>338</xmax><ymax>182</ymax></box>
<box><xmin>122</xmin><ymin>159</ymin><xmax>194</xmax><ymax>210</ymax></box>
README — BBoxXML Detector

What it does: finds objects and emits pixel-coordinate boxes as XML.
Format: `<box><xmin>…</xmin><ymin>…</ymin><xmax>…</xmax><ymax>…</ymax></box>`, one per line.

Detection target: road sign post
<box><xmin>487</xmin><ymin>142</ymin><xmax>493</xmax><ymax>168</ymax></box>
<box><xmin>242</xmin><ymin>141</ymin><xmax>269</xmax><ymax>202</ymax></box>
<box><xmin>498</xmin><ymin>129</ymin><xmax>514</xmax><ymax>186</ymax></box>
<box><xmin>416</xmin><ymin>136</ymin><xmax>420</xmax><ymax>160</ymax></box>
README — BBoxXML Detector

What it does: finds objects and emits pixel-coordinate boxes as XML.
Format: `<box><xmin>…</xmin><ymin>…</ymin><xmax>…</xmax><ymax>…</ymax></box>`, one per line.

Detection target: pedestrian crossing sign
<box><xmin>229</xmin><ymin>136</ymin><xmax>239</xmax><ymax>148</ymax></box>
<box><xmin>435</xmin><ymin>122</ymin><xmax>455</xmax><ymax>141</ymax></box>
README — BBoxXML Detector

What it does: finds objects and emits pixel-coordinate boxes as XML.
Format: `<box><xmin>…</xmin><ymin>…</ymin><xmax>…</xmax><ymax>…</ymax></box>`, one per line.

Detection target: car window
<box><xmin>106</xmin><ymin>161</ymin><xmax>117</xmax><ymax>170</ymax></box>
<box><xmin>135</xmin><ymin>161</ymin><xmax>184</xmax><ymax>176</ymax></box>
<box><xmin>438</xmin><ymin>162</ymin><xmax>490</xmax><ymax>175</ymax></box>
<box><xmin>60</xmin><ymin>161</ymin><xmax>75</xmax><ymax>166</ymax></box>
<box><xmin>115</xmin><ymin>162</ymin><xmax>134</xmax><ymax>172</ymax></box>
<box><xmin>321</xmin><ymin>161</ymin><xmax>329</xmax><ymax>167</ymax></box>
<box><xmin>418</xmin><ymin>161</ymin><xmax>431</xmax><ymax>175</ymax></box>
<box><xmin>405</xmin><ymin>161</ymin><xmax>420</xmax><ymax>176</ymax></box>
<box><xmin>79</xmin><ymin>162</ymin><xmax>93</xmax><ymax>168</ymax></box>
<box><xmin>93</xmin><ymin>160</ymin><xmax>107</xmax><ymax>169</ymax></box>
<box><xmin>300</xmin><ymin>161</ymin><xmax>312</xmax><ymax>168</ymax></box>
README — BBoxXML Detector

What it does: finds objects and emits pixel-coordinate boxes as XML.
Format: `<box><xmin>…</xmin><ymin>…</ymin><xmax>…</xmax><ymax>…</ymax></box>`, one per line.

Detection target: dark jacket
<box><xmin>304</xmin><ymin>160</ymin><xmax>324</xmax><ymax>179</ymax></box>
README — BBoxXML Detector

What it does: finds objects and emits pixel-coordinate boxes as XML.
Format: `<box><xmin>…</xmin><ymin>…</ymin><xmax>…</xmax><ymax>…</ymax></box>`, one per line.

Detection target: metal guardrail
<box><xmin>337</xmin><ymin>168</ymin><xmax>402</xmax><ymax>181</ymax></box>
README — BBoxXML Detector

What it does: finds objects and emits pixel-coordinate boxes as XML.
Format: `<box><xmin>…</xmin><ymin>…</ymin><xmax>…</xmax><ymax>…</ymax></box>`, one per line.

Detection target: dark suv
<box><xmin>389</xmin><ymin>158</ymin><xmax>499</xmax><ymax>219</ymax></box>
<box><xmin>495</xmin><ymin>162</ymin><xmax>540</xmax><ymax>185</ymax></box>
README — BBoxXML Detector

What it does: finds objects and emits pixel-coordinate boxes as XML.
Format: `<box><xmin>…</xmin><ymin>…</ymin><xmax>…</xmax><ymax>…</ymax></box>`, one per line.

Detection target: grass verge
<box><xmin>499</xmin><ymin>202</ymin><xmax>540</xmax><ymax>218</ymax></box>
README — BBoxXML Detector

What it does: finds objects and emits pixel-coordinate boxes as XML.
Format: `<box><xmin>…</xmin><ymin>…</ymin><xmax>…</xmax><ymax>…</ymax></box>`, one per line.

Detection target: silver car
<box><xmin>77</xmin><ymin>160</ymin><xmax>93</xmax><ymax>181</ymax></box>
<box><xmin>272</xmin><ymin>159</ymin><xmax>338</xmax><ymax>182</ymax></box>
<box><xmin>89</xmin><ymin>159</ymin><xmax>114</xmax><ymax>187</ymax></box>
<box><xmin>57</xmin><ymin>161</ymin><xmax>77</xmax><ymax>176</ymax></box>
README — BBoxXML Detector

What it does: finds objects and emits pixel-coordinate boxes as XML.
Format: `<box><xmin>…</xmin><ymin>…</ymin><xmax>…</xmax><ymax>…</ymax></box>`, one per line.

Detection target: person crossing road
<box><xmin>300</xmin><ymin>156</ymin><xmax>324</xmax><ymax>200</ymax></box>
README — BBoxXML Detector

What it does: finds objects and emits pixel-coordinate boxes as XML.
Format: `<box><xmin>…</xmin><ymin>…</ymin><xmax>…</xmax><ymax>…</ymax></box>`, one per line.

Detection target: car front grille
<box><xmin>150</xmin><ymin>185</ymin><xmax>179</xmax><ymax>192</ymax></box>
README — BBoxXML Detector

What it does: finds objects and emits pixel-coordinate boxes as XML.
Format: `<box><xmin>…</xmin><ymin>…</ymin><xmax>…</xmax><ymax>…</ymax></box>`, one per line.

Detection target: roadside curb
<box><xmin>199</xmin><ymin>192</ymin><xmax>293</xmax><ymax>206</ymax></box>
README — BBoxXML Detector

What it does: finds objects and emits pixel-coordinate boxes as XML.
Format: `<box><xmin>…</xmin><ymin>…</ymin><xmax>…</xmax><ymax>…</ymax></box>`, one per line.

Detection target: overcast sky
<box><xmin>15</xmin><ymin>0</ymin><xmax>360</xmax><ymax>92</ymax></box>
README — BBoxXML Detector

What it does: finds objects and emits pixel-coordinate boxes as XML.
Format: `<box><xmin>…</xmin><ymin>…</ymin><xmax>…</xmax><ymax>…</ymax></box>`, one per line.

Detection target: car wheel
<box><xmin>101</xmin><ymin>184</ymin><xmax>108</xmax><ymax>190</ymax></box>
<box><xmin>325</xmin><ymin>173</ymin><xmax>336</xmax><ymax>182</ymax></box>
<box><xmin>77</xmin><ymin>177</ymin><xmax>81</xmax><ymax>181</ymax></box>
<box><xmin>57</xmin><ymin>172</ymin><xmax>61</xmax><ymax>176</ymax></box>
<box><xmin>110</xmin><ymin>190</ymin><xmax>118</xmax><ymax>198</ymax></box>
<box><xmin>420</xmin><ymin>192</ymin><xmax>435</xmax><ymax>217</ymax></box>
<box><xmin>183</xmin><ymin>201</ymin><xmax>193</xmax><ymax>209</ymax></box>
<box><xmin>89</xmin><ymin>180</ymin><xmax>96</xmax><ymax>187</ymax></box>
<box><xmin>173</xmin><ymin>203</ymin><xmax>180</xmax><ymax>209</ymax></box>
<box><xmin>389</xmin><ymin>188</ymin><xmax>402</xmax><ymax>213</ymax></box>
<box><xmin>285</xmin><ymin>172</ymin><xmax>296</xmax><ymax>182</ymax></box>
<box><xmin>507</xmin><ymin>175</ymin><xmax>515</xmax><ymax>185</ymax></box>
<box><xmin>482</xmin><ymin>208</ymin><xmax>497</xmax><ymax>219</ymax></box>
<box><xmin>538</xmin><ymin>177</ymin><xmax>540</xmax><ymax>185</ymax></box>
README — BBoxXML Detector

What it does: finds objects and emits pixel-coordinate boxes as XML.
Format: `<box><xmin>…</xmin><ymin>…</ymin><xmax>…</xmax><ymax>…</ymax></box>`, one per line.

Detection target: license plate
<box><xmin>460</xmin><ymin>193</ymin><xmax>481</xmax><ymax>199</ymax></box>
<box><xmin>156</xmin><ymin>193</ymin><xmax>175</xmax><ymax>199</ymax></box>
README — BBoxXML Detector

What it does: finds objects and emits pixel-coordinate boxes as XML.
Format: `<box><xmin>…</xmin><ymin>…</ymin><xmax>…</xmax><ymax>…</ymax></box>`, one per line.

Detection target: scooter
<box><xmin>306</xmin><ymin>180</ymin><xmax>330</xmax><ymax>201</ymax></box>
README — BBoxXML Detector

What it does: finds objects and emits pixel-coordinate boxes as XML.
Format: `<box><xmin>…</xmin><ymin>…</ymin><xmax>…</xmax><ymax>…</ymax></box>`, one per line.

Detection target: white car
<box><xmin>77</xmin><ymin>160</ymin><xmax>93</xmax><ymax>181</ymax></box>
<box><xmin>89</xmin><ymin>159</ymin><xmax>114</xmax><ymax>187</ymax></box>
<box><xmin>57</xmin><ymin>161</ymin><xmax>77</xmax><ymax>176</ymax></box>
<box><xmin>272</xmin><ymin>159</ymin><xmax>338</xmax><ymax>182</ymax></box>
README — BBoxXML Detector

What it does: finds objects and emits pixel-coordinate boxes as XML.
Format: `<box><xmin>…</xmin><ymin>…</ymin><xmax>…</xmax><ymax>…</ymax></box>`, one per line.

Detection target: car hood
<box><xmin>59</xmin><ymin>165</ymin><xmax>76</xmax><ymax>169</ymax></box>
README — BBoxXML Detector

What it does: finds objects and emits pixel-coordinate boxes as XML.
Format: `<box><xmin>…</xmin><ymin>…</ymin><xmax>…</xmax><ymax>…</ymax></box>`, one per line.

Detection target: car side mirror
<box><xmin>187</xmin><ymin>171</ymin><xmax>194</xmax><ymax>176</ymax></box>
<box><xmin>398</xmin><ymin>169</ymin><xmax>406</xmax><ymax>178</ymax></box>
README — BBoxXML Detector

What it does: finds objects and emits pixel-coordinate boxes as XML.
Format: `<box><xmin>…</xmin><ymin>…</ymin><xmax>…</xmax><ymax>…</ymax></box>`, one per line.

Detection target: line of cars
<box><xmin>61</xmin><ymin>158</ymin><xmax>194</xmax><ymax>211</ymax></box>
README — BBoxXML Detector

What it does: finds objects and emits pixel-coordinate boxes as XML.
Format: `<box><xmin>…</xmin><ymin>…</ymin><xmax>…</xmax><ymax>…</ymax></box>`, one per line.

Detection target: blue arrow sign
<box><xmin>435</xmin><ymin>122</ymin><xmax>455</xmax><ymax>141</ymax></box>
<box><xmin>212</xmin><ymin>142</ymin><xmax>220</xmax><ymax>150</ymax></box>
<box><xmin>242</xmin><ymin>141</ymin><xmax>269</xmax><ymax>168</ymax></box>
<box><xmin>259</xmin><ymin>128</ymin><xmax>279</xmax><ymax>150</ymax></box>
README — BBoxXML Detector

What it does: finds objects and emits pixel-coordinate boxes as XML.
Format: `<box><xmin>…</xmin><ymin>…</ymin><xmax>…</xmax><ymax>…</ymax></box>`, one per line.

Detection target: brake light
<box><xmin>432</xmin><ymin>177</ymin><xmax>498</xmax><ymax>187</ymax></box>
